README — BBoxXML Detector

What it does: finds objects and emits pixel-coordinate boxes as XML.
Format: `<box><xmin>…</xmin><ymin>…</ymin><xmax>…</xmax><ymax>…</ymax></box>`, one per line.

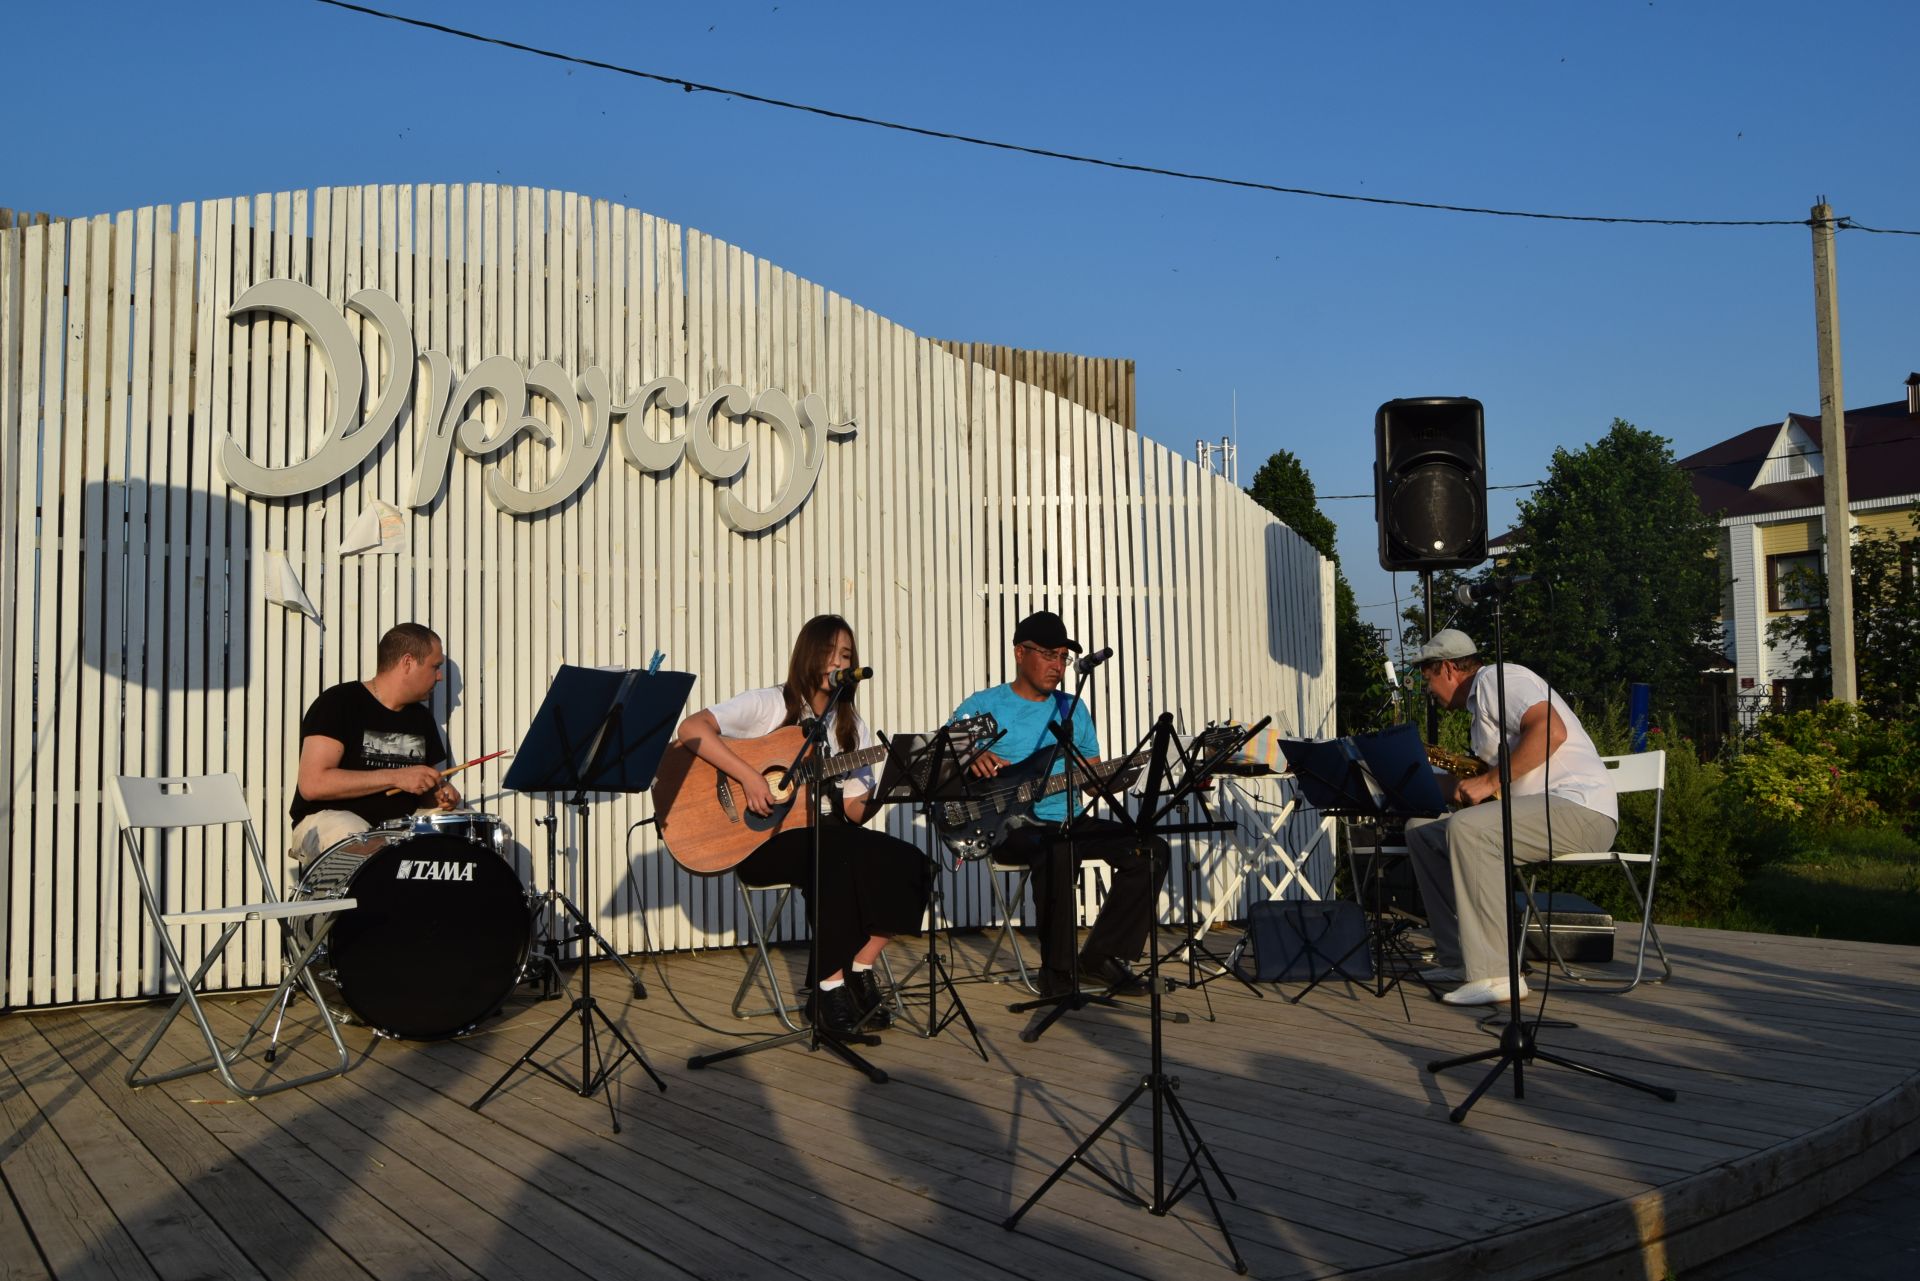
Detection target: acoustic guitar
<box><xmin>652</xmin><ymin>715</ymin><xmax>996</xmax><ymax>874</ymax></box>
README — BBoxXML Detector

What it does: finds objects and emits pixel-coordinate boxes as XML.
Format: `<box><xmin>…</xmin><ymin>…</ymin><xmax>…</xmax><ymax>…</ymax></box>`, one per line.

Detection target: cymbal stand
<box><xmin>526</xmin><ymin>805</ymin><xmax>648</xmax><ymax>1000</ymax></box>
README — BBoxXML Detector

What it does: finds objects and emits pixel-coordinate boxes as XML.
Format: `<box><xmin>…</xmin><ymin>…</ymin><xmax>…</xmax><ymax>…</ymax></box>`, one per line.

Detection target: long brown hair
<box><xmin>780</xmin><ymin>614</ymin><xmax>861</xmax><ymax>753</ymax></box>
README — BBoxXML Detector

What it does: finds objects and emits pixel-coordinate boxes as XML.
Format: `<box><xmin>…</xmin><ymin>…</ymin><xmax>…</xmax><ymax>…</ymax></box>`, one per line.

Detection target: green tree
<box><xmin>1411</xmin><ymin>420</ymin><xmax>1723</xmax><ymax>733</ymax></box>
<box><xmin>1247</xmin><ymin>450</ymin><xmax>1391</xmax><ymax>734</ymax></box>
<box><xmin>1767</xmin><ymin>512</ymin><xmax>1920</xmax><ymax>719</ymax></box>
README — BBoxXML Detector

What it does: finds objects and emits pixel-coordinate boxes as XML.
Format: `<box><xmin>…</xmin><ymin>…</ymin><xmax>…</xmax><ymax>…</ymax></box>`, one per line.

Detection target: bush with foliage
<box><xmin>1723</xmin><ymin>702</ymin><xmax>1920</xmax><ymax>834</ymax></box>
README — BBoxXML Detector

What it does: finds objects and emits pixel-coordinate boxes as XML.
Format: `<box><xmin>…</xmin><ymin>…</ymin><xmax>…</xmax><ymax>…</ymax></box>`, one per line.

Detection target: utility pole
<box><xmin>1810</xmin><ymin>201</ymin><xmax>1856</xmax><ymax>702</ymax></box>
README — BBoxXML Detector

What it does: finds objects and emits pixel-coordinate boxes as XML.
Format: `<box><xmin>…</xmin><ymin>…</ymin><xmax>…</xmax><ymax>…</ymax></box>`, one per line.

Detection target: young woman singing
<box><xmin>674</xmin><ymin>615</ymin><xmax>931</xmax><ymax>1036</ymax></box>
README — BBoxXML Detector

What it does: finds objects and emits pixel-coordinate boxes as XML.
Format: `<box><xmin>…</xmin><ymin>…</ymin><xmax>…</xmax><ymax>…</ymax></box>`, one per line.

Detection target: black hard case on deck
<box><xmin>1514</xmin><ymin>891</ymin><xmax>1615</xmax><ymax>963</ymax></box>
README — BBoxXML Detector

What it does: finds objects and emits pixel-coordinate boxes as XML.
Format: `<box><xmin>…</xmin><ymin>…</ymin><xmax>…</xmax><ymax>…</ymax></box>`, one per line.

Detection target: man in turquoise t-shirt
<box><xmin>952</xmin><ymin>611</ymin><xmax>1166</xmax><ymax>997</ymax></box>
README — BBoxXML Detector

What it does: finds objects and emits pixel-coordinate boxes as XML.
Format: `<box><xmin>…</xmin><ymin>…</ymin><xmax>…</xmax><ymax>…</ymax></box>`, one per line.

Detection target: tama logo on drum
<box><xmin>395</xmin><ymin>859</ymin><xmax>475</xmax><ymax>882</ymax></box>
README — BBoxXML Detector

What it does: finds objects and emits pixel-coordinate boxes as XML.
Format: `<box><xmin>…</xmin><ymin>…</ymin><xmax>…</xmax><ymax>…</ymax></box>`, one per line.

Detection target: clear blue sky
<box><xmin>8</xmin><ymin>1</ymin><xmax>1918</xmax><ymax>654</ymax></box>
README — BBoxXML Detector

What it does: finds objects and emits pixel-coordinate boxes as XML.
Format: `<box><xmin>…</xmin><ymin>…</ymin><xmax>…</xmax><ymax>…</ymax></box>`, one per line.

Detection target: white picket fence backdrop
<box><xmin>0</xmin><ymin>185</ymin><xmax>1335</xmax><ymax>1009</ymax></box>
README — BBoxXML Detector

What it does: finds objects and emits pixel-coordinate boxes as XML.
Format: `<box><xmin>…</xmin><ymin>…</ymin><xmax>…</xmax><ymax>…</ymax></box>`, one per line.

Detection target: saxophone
<box><xmin>1425</xmin><ymin>744</ymin><xmax>1499</xmax><ymax>802</ymax></box>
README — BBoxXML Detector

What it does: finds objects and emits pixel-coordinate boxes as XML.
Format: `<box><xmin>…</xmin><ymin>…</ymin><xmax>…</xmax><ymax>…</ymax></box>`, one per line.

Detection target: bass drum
<box><xmin>297</xmin><ymin>827</ymin><xmax>531</xmax><ymax>1040</ymax></box>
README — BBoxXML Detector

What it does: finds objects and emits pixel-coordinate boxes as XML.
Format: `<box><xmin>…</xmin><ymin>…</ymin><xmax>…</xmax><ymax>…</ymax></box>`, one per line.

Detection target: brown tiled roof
<box><xmin>1679</xmin><ymin>399</ymin><xmax>1920</xmax><ymax>520</ymax></box>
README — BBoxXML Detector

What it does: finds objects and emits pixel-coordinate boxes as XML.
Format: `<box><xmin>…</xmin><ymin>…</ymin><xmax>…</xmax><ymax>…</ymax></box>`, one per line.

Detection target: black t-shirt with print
<box><xmin>289</xmin><ymin>681</ymin><xmax>448</xmax><ymax>826</ymax></box>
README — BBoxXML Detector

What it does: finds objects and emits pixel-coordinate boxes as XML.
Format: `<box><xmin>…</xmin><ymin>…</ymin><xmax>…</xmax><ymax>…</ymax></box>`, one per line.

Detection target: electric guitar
<box><xmin>652</xmin><ymin>715</ymin><xmax>996</xmax><ymax>874</ymax></box>
<box><xmin>932</xmin><ymin>746</ymin><xmax>1151</xmax><ymax>862</ymax></box>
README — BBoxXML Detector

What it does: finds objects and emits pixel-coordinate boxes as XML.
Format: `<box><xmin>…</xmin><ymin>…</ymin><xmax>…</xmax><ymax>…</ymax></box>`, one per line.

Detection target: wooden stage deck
<box><xmin>4</xmin><ymin>923</ymin><xmax>1918</xmax><ymax>1281</ymax></box>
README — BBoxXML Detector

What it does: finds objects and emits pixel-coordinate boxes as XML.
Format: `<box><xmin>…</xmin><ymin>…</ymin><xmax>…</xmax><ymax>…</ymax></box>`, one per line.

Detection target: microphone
<box><xmin>1075</xmin><ymin>646</ymin><xmax>1114</xmax><ymax>675</ymax></box>
<box><xmin>826</xmin><ymin>665</ymin><xmax>873</xmax><ymax>690</ymax></box>
<box><xmin>1454</xmin><ymin>573</ymin><xmax>1540</xmax><ymax>606</ymax></box>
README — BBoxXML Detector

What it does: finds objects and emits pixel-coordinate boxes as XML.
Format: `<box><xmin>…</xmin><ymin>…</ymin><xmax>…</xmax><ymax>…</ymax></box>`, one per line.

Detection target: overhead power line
<box><xmin>314</xmin><ymin>2</ymin><xmax>1919</xmax><ymax>235</ymax></box>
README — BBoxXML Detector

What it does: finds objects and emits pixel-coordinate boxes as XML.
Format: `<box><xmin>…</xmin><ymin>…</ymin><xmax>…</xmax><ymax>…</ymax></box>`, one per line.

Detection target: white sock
<box><xmin>819</xmin><ymin>977</ymin><xmax>845</xmax><ymax>990</ymax></box>
<box><xmin>851</xmin><ymin>961</ymin><xmax>873</xmax><ymax>973</ymax></box>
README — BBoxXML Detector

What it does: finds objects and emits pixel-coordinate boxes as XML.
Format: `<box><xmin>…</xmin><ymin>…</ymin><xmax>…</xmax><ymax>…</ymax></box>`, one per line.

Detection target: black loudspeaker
<box><xmin>1375</xmin><ymin>397</ymin><xmax>1488</xmax><ymax>571</ymax></box>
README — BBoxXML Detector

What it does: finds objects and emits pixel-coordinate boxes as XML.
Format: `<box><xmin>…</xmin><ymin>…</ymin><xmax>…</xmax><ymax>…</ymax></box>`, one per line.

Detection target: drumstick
<box><xmin>383</xmin><ymin>748</ymin><xmax>510</xmax><ymax>795</ymax></box>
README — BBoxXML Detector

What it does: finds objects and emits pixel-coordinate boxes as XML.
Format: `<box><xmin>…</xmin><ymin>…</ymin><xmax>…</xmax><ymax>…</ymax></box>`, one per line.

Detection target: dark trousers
<box><xmin>993</xmin><ymin>817</ymin><xmax>1169</xmax><ymax>980</ymax></box>
<box><xmin>738</xmin><ymin>824</ymin><xmax>932</xmax><ymax>981</ymax></box>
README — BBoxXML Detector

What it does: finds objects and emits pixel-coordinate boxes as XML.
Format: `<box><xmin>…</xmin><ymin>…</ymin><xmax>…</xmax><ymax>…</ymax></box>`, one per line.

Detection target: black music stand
<box><xmin>471</xmin><ymin>664</ymin><xmax>693</xmax><ymax>1130</ymax></box>
<box><xmin>687</xmin><ymin>674</ymin><xmax>889</xmax><ymax>1083</ymax></box>
<box><xmin>1004</xmin><ymin>712</ymin><xmax>1250</xmax><ymax>1274</ymax></box>
<box><xmin>865</xmin><ymin>721</ymin><xmax>1000</xmax><ymax>1060</ymax></box>
<box><xmin>1152</xmin><ymin>723</ymin><xmax>1271</xmax><ymax>1006</ymax></box>
<box><xmin>1277</xmin><ymin>725</ymin><xmax>1447</xmax><ymax>1007</ymax></box>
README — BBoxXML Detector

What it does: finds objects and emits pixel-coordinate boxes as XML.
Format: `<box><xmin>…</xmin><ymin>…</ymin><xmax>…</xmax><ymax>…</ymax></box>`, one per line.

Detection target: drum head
<box><xmin>326</xmin><ymin>832</ymin><xmax>530</xmax><ymax>1040</ymax></box>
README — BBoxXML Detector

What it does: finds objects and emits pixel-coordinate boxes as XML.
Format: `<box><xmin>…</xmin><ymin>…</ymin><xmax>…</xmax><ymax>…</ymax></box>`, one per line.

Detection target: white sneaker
<box><xmin>1442</xmin><ymin>976</ymin><xmax>1529</xmax><ymax>1006</ymax></box>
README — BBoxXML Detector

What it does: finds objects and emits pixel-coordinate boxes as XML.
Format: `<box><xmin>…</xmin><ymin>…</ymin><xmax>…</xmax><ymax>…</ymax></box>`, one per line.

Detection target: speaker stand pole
<box><xmin>1423</xmin><ymin>569</ymin><xmax>1439</xmax><ymax>745</ymax></box>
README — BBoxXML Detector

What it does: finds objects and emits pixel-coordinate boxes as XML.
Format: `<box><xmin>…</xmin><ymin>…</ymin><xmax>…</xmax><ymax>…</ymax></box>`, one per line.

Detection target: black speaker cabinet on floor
<box><xmin>1375</xmin><ymin>397</ymin><xmax>1487</xmax><ymax>571</ymax></box>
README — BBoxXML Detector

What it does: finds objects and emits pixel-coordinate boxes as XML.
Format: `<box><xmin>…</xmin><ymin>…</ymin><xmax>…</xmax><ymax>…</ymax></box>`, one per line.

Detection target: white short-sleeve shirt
<box><xmin>1466</xmin><ymin>663</ymin><xmax>1617</xmax><ymax>822</ymax></box>
<box><xmin>704</xmin><ymin>685</ymin><xmax>878</xmax><ymax>798</ymax></box>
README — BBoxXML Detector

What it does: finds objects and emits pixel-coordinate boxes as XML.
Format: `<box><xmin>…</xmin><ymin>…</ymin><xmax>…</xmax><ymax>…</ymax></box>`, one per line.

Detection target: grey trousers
<box><xmin>1405</xmin><ymin>798</ymin><xmax>1617</xmax><ymax>983</ymax></box>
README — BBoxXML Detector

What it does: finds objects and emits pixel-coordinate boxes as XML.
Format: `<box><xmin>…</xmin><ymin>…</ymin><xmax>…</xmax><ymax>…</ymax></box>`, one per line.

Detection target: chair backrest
<box><xmin>1598</xmin><ymin>751</ymin><xmax>1666</xmax><ymax>797</ymax></box>
<box><xmin>110</xmin><ymin>774</ymin><xmax>254</xmax><ymax>830</ymax></box>
<box><xmin>111</xmin><ymin>773</ymin><xmax>281</xmax><ymax>907</ymax></box>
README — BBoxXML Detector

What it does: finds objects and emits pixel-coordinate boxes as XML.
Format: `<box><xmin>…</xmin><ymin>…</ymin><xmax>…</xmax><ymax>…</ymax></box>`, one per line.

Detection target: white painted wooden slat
<box><xmin>0</xmin><ymin>228</ymin><xmax>25</xmax><ymax>1002</ymax></box>
<box><xmin>4</xmin><ymin>227</ymin><xmax>47</xmax><ymax>1014</ymax></box>
<box><xmin>45</xmin><ymin>218</ymin><xmax>83</xmax><ymax>1006</ymax></box>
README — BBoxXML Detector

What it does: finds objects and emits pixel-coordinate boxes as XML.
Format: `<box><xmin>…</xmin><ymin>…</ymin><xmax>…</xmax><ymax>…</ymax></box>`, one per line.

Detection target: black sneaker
<box><xmin>808</xmin><ymin>983</ymin><xmax>864</xmax><ymax>1038</ymax></box>
<box><xmin>1077</xmin><ymin>952</ymin><xmax>1151</xmax><ymax>996</ymax></box>
<box><xmin>847</xmin><ymin>969</ymin><xmax>892</xmax><ymax>1030</ymax></box>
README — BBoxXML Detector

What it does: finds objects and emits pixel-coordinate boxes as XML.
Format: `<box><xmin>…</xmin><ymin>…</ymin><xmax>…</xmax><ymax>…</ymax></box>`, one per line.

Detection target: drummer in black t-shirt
<box><xmin>289</xmin><ymin>622</ymin><xmax>461</xmax><ymax>865</ymax></box>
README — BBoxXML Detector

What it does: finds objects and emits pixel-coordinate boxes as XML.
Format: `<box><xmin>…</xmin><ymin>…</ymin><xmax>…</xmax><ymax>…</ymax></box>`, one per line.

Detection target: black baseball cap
<box><xmin>1012</xmin><ymin>610</ymin><xmax>1082</xmax><ymax>653</ymax></box>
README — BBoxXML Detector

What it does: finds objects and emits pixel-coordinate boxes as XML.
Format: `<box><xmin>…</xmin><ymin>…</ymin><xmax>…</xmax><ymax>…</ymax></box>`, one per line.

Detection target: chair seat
<box><xmin>163</xmin><ymin>897</ymin><xmax>356</xmax><ymax>927</ymax></box>
<box><xmin>1546</xmin><ymin>851</ymin><xmax>1653</xmax><ymax>866</ymax></box>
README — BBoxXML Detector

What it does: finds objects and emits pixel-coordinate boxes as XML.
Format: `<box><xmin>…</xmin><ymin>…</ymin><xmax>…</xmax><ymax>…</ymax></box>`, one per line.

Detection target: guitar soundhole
<box><xmin>765</xmin><ymin>769</ymin><xmax>793</xmax><ymax>804</ymax></box>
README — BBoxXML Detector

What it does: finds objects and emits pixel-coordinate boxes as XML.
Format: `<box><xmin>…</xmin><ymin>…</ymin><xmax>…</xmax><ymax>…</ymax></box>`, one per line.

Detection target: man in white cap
<box><xmin>1404</xmin><ymin>628</ymin><xmax>1617</xmax><ymax>1005</ymax></box>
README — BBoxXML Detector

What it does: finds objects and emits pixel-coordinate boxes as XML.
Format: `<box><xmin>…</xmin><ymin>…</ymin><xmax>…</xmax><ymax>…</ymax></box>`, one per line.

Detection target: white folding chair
<box><xmin>975</xmin><ymin>856</ymin><xmax>1041</xmax><ymax>994</ymax></box>
<box><xmin>112</xmin><ymin>774</ymin><xmax>357</xmax><ymax>1096</ymax></box>
<box><xmin>731</xmin><ymin>876</ymin><xmax>803</xmax><ymax>1029</ymax></box>
<box><xmin>1518</xmin><ymin>750</ymin><xmax>1674</xmax><ymax>993</ymax></box>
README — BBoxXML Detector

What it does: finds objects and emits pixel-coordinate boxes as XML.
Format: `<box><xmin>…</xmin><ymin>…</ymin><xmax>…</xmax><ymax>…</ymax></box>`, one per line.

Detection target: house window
<box><xmin>1771</xmin><ymin>678</ymin><xmax>1820</xmax><ymax>713</ymax></box>
<box><xmin>1767</xmin><ymin>552</ymin><xmax>1822</xmax><ymax>612</ymax></box>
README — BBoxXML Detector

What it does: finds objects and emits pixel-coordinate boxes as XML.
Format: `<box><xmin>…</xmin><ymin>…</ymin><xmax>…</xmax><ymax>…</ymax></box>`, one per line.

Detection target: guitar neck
<box><xmin>816</xmin><ymin>742</ymin><xmax>888</xmax><ymax>781</ymax></box>
<box><xmin>1024</xmin><ymin>748</ymin><xmax>1149</xmax><ymax>803</ymax></box>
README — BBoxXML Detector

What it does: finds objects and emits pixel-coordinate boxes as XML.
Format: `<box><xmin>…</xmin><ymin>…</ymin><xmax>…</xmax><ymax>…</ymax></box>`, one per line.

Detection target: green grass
<box><xmin>1690</xmin><ymin>844</ymin><xmax>1920</xmax><ymax>946</ymax></box>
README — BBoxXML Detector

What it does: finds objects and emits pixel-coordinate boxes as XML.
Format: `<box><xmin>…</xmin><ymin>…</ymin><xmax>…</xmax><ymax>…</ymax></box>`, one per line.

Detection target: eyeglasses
<box><xmin>1018</xmin><ymin>644</ymin><xmax>1072</xmax><ymax>665</ymax></box>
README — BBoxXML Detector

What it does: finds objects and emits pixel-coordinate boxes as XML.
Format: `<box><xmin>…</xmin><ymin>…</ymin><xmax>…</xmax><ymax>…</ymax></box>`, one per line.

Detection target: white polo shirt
<box><xmin>1466</xmin><ymin>663</ymin><xmax>1617</xmax><ymax>822</ymax></box>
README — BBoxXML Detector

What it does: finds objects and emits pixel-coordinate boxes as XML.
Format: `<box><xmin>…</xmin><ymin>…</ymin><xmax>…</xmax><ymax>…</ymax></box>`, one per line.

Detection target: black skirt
<box><xmin>737</xmin><ymin>822</ymin><xmax>933</xmax><ymax>979</ymax></box>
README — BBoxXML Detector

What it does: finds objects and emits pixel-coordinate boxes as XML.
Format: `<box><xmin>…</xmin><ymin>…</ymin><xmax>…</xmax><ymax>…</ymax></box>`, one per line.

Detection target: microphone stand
<box><xmin>688</xmin><ymin>671</ymin><xmax>887</xmax><ymax>1083</ymax></box>
<box><xmin>1425</xmin><ymin>596</ymin><xmax>1676</xmax><ymax>1122</ymax></box>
